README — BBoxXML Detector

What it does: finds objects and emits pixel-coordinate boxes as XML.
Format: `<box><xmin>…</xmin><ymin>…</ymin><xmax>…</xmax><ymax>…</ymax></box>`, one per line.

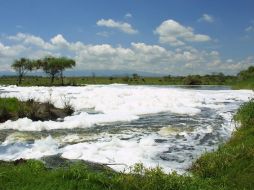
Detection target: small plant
<box><xmin>17</xmin><ymin>104</ymin><xmax>27</xmax><ymax>118</ymax></box>
<box><xmin>27</xmin><ymin>103</ymin><xmax>39</xmax><ymax>120</ymax></box>
<box><xmin>0</xmin><ymin>105</ymin><xmax>12</xmax><ymax>122</ymax></box>
<box><xmin>61</xmin><ymin>95</ymin><xmax>74</xmax><ymax>115</ymax></box>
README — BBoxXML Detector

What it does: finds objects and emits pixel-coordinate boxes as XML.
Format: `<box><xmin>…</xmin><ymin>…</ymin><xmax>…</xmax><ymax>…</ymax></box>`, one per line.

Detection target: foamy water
<box><xmin>0</xmin><ymin>85</ymin><xmax>253</xmax><ymax>173</ymax></box>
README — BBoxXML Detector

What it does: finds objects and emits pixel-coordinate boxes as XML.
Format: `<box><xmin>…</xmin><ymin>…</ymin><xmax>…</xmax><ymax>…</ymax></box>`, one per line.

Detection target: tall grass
<box><xmin>0</xmin><ymin>98</ymin><xmax>20</xmax><ymax>122</ymax></box>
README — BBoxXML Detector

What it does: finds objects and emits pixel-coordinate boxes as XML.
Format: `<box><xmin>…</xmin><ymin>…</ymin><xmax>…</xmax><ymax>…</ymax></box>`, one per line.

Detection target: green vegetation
<box><xmin>232</xmin><ymin>66</ymin><xmax>254</xmax><ymax>89</ymax></box>
<box><xmin>0</xmin><ymin>74</ymin><xmax>237</xmax><ymax>86</ymax></box>
<box><xmin>0</xmin><ymin>97</ymin><xmax>20</xmax><ymax>122</ymax></box>
<box><xmin>11</xmin><ymin>58</ymin><xmax>35</xmax><ymax>85</ymax></box>
<box><xmin>10</xmin><ymin>57</ymin><xmax>76</xmax><ymax>85</ymax></box>
<box><xmin>0</xmin><ymin>97</ymin><xmax>73</xmax><ymax>122</ymax></box>
<box><xmin>37</xmin><ymin>57</ymin><xmax>76</xmax><ymax>85</ymax></box>
<box><xmin>0</xmin><ymin>160</ymin><xmax>208</xmax><ymax>190</ymax></box>
<box><xmin>0</xmin><ymin>99</ymin><xmax>254</xmax><ymax>189</ymax></box>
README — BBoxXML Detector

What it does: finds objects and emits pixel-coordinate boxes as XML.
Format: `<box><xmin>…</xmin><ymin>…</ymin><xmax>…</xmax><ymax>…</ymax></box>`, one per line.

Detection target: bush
<box><xmin>61</xmin><ymin>95</ymin><xmax>74</xmax><ymax>115</ymax></box>
<box><xmin>183</xmin><ymin>76</ymin><xmax>202</xmax><ymax>85</ymax></box>
<box><xmin>17</xmin><ymin>104</ymin><xmax>27</xmax><ymax>118</ymax></box>
<box><xmin>234</xmin><ymin>99</ymin><xmax>254</xmax><ymax>126</ymax></box>
<box><xmin>0</xmin><ymin>105</ymin><xmax>12</xmax><ymax>122</ymax></box>
<box><xmin>0</xmin><ymin>98</ymin><xmax>20</xmax><ymax>122</ymax></box>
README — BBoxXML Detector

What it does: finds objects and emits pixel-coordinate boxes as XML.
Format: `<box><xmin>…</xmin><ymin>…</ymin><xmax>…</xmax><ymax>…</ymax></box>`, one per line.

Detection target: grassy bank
<box><xmin>0</xmin><ymin>99</ymin><xmax>254</xmax><ymax>189</ymax></box>
<box><xmin>1</xmin><ymin>66</ymin><xmax>253</xmax><ymax>89</ymax></box>
<box><xmin>0</xmin><ymin>75</ymin><xmax>236</xmax><ymax>86</ymax></box>
<box><xmin>231</xmin><ymin>77</ymin><xmax>254</xmax><ymax>90</ymax></box>
<box><xmin>1</xmin><ymin>75</ymin><xmax>252</xmax><ymax>89</ymax></box>
<box><xmin>0</xmin><ymin>97</ymin><xmax>73</xmax><ymax>123</ymax></box>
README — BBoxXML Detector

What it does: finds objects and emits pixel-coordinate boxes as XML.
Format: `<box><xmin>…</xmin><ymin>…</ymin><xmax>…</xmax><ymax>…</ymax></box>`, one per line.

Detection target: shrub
<box><xmin>0</xmin><ymin>105</ymin><xmax>12</xmax><ymax>122</ymax></box>
<box><xmin>61</xmin><ymin>95</ymin><xmax>74</xmax><ymax>115</ymax></box>
<box><xmin>234</xmin><ymin>99</ymin><xmax>254</xmax><ymax>126</ymax></box>
<box><xmin>17</xmin><ymin>104</ymin><xmax>27</xmax><ymax>118</ymax></box>
<box><xmin>183</xmin><ymin>76</ymin><xmax>202</xmax><ymax>85</ymax></box>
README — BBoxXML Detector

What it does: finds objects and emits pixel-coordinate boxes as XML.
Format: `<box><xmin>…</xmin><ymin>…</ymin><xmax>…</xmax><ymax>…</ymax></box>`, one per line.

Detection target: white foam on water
<box><xmin>0</xmin><ymin>85</ymin><xmax>253</xmax><ymax>173</ymax></box>
<box><xmin>0</xmin><ymin>112</ymin><xmax>138</xmax><ymax>131</ymax></box>
<box><xmin>0</xmin><ymin>85</ymin><xmax>252</xmax><ymax>131</ymax></box>
<box><xmin>60</xmin><ymin>135</ymin><xmax>173</xmax><ymax>173</ymax></box>
<box><xmin>0</xmin><ymin>136</ymin><xmax>59</xmax><ymax>161</ymax></box>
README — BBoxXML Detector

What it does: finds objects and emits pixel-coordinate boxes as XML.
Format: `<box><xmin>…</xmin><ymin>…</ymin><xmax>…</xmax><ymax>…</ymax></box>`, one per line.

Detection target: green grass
<box><xmin>0</xmin><ymin>97</ymin><xmax>72</xmax><ymax>122</ymax></box>
<box><xmin>0</xmin><ymin>97</ymin><xmax>21</xmax><ymax>113</ymax></box>
<box><xmin>0</xmin><ymin>97</ymin><xmax>23</xmax><ymax>122</ymax></box>
<box><xmin>0</xmin><ymin>99</ymin><xmax>254</xmax><ymax>189</ymax></box>
<box><xmin>0</xmin><ymin>75</ymin><xmax>237</xmax><ymax>86</ymax></box>
<box><xmin>0</xmin><ymin>160</ymin><xmax>213</xmax><ymax>190</ymax></box>
<box><xmin>231</xmin><ymin>77</ymin><xmax>254</xmax><ymax>89</ymax></box>
<box><xmin>191</xmin><ymin>99</ymin><xmax>254</xmax><ymax>189</ymax></box>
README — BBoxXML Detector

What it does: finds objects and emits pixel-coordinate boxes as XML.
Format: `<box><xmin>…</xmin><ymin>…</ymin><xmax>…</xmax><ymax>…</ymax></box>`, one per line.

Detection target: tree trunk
<box><xmin>18</xmin><ymin>75</ymin><xmax>22</xmax><ymax>85</ymax></box>
<box><xmin>60</xmin><ymin>70</ymin><xmax>64</xmax><ymax>86</ymax></box>
<box><xmin>50</xmin><ymin>75</ymin><xmax>55</xmax><ymax>85</ymax></box>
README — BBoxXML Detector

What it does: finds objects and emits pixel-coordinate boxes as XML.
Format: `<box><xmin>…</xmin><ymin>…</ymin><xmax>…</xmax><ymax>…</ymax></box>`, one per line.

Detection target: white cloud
<box><xmin>1</xmin><ymin>33</ymin><xmax>253</xmax><ymax>75</ymax></box>
<box><xmin>8</xmin><ymin>33</ymin><xmax>52</xmax><ymax>49</ymax></box>
<box><xmin>198</xmin><ymin>14</ymin><xmax>215</xmax><ymax>23</ymax></box>
<box><xmin>125</xmin><ymin>13</ymin><xmax>132</xmax><ymax>19</ymax></box>
<box><xmin>0</xmin><ymin>42</ymin><xmax>28</xmax><ymax>71</ymax></box>
<box><xmin>154</xmin><ymin>19</ymin><xmax>211</xmax><ymax>46</ymax></box>
<box><xmin>50</xmin><ymin>34</ymin><xmax>69</xmax><ymax>47</ymax></box>
<box><xmin>0</xmin><ymin>43</ymin><xmax>25</xmax><ymax>57</ymax></box>
<box><xmin>96</xmin><ymin>19</ymin><xmax>138</xmax><ymax>34</ymax></box>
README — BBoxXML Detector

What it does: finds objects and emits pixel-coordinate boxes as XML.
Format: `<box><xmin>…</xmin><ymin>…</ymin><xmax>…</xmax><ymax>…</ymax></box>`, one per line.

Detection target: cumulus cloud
<box><xmin>198</xmin><ymin>14</ymin><xmax>215</xmax><ymax>23</ymax></box>
<box><xmin>154</xmin><ymin>19</ymin><xmax>211</xmax><ymax>46</ymax></box>
<box><xmin>8</xmin><ymin>33</ymin><xmax>52</xmax><ymax>49</ymax></box>
<box><xmin>50</xmin><ymin>34</ymin><xmax>69</xmax><ymax>47</ymax></box>
<box><xmin>96</xmin><ymin>19</ymin><xmax>138</xmax><ymax>34</ymax></box>
<box><xmin>1</xmin><ymin>33</ymin><xmax>253</xmax><ymax>75</ymax></box>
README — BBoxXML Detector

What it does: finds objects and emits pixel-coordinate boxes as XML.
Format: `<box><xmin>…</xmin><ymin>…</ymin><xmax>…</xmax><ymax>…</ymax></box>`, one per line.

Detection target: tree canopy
<box><xmin>238</xmin><ymin>66</ymin><xmax>254</xmax><ymax>80</ymax></box>
<box><xmin>38</xmin><ymin>57</ymin><xmax>76</xmax><ymax>85</ymax></box>
<box><xmin>11</xmin><ymin>58</ymin><xmax>35</xmax><ymax>85</ymax></box>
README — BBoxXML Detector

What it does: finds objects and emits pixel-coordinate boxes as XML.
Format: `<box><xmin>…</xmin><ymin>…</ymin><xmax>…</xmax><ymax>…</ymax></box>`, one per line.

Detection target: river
<box><xmin>0</xmin><ymin>85</ymin><xmax>253</xmax><ymax>173</ymax></box>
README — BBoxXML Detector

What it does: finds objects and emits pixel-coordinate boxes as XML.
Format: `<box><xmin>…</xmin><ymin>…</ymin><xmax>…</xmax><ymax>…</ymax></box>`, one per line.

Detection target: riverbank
<box><xmin>0</xmin><ymin>75</ymin><xmax>236</xmax><ymax>86</ymax></box>
<box><xmin>0</xmin><ymin>98</ymin><xmax>253</xmax><ymax>189</ymax></box>
<box><xmin>1</xmin><ymin>75</ymin><xmax>253</xmax><ymax>90</ymax></box>
<box><xmin>0</xmin><ymin>97</ymin><xmax>73</xmax><ymax>123</ymax></box>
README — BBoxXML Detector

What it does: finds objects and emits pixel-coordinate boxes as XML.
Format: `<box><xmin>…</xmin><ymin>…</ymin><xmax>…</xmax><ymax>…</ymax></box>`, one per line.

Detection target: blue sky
<box><xmin>0</xmin><ymin>0</ymin><xmax>254</xmax><ymax>75</ymax></box>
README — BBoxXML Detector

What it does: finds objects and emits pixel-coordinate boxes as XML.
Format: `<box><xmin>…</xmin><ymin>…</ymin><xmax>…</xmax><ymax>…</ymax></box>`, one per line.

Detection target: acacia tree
<box><xmin>11</xmin><ymin>58</ymin><xmax>34</xmax><ymax>85</ymax></box>
<box><xmin>38</xmin><ymin>57</ymin><xmax>76</xmax><ymax>85</ymax></box>
<box><xmin>58</xmin><ymin>57</ymin><xmax>76</xmax><ymax>85</ymax></box>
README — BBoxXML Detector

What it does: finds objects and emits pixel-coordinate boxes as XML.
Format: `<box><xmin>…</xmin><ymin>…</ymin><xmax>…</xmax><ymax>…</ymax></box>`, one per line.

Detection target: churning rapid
<box><xmin>0</xmin><ymin>85</ymin><xmax>253</xmax><ymax>173</ymax></box>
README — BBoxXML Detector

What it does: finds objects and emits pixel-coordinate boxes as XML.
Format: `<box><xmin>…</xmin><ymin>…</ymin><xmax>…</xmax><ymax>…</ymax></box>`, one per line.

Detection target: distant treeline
<box><xmin>1</xmin><ymin>57</ymin><xmax>254</xmax><ymax>88</ymax></box>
